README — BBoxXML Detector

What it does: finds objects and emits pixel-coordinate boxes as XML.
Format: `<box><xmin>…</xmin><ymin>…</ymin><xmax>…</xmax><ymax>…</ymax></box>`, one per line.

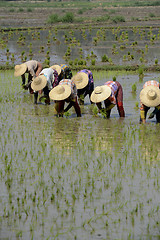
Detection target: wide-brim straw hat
<box><xmin>50</xmin><ymin>65</ymin><xmax>61</xmax><ymax>75</ymax></box>
<box><xmin>31</xmin><ymin>75</ymin><xmax>47</xmax><ymax>91</ymax></box>
<box><xmin>140</xmin><ymin>85</ymin><xmax>160</xmax><ymax>107</ymax></box>
<box><xmin>91</xmin><ymin>85</ymin><xmax>111</xmax><ymax>103</ymax></box>
<box><xmin>72</xmin><ymin>72</ymin><xmax>88</xmax><ymax>89</ymax></box>
<box><xmin>49</xmin><ymin>84</ymin><xmax>71</xmax><ymax>101</ymax></box>
<box><xmin>14</xmin><ymin>63</ymin><xmax>27</xmax><ymax>77</ymax></box>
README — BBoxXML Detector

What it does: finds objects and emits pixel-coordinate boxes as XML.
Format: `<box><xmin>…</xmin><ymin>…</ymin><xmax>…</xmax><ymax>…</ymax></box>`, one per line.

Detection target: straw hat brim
<box><xmin>14</xmin><ymin>63</ymin><xmax>27</xmax><ymax>77</ymax></box>
<box><xmin>140</xmin><ymin>85</ymin><xmax>160</xmax><ymax>107</ymax></box>
<box><xmin>31</xmin><ymin>75</ymin><xmax>47</xmax><ymax>91</ymax></box>
<box><xmin>91</xmin><ymin>85</ymin><xmax>111</xmax><ymax>103</ymax></box>
<box><xmin>72</xmin><ymin>72</ymin><xmax>88</xmax><ymax>89</ymax></box>
<box><xmin>49</xmin><ymin>84</ymin><xmax>71</xmax><ymax>101</ymax></box>
<box><xmin>50</xmin><ymin>65</ymin><xmax>61</xmax><ymax>75</ymax></box>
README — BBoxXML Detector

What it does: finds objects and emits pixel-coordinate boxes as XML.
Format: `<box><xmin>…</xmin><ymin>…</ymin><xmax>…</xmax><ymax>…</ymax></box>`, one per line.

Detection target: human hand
<box><xmin>22</xmin><ymin>84</ymin><xmax>28</xmax><ymax>90</ymax></box>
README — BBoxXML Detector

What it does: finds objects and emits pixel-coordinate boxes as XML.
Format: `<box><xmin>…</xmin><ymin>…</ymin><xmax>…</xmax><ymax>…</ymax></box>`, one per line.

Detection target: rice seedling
<box><xmin>131</xmin><ymin>83</ymin><xmax>137</xmax><ymax>93</ymax></box>
<box><xmin>155</xmin><ymin>58</ymin><xmax>158</xmax><ymax>65</ymax></box>
<box><xmin>101</xmin><ymin>54</ymin><xmax>109</xmax><ymax>62</ymax></box>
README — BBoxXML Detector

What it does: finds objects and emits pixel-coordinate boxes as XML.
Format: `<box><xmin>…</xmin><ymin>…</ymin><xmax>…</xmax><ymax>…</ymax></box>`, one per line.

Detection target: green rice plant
<box><xmin>92</xmin><ymin>106</ymin><xmax>98</xmax><ymax>116</ymax></box>
<box><xmin>120</xmin><ymin>45</ymin><xmax>126</xmax><ymax>50</ymax></box>
<box><xmin>100</xmin><ymin>108</ymin><xmax>109</xmax><ymax>118</ymax></box>
<box><xmin>101</xmin><ymin>54</ymin><xmax>109</xmax><ymax>62</ymax></box>
<box><xmin>139</xmin><ymin>57</ymin><xmax>144</xmax><ymax>63</ymax></box>
<box><xmin>139</xmin><ymin>68</ymin><xmax>144</xmax><ymax>82</ymax></box>
<box><xmin>131</xmin><ymin>83</ymin><xmax>137</xmax><ymax>93</ymax></box>
<box><xmin>68</xmin><ymin>60</ymin><xmax>73</xmax><ymax>66</ymax></box>
<box><xmin>134</xmin><ymin>101</ymin><xmax>139</xmax><ymax>109</ymax></box>
<box><xmin>91</xmin><ymin>59</ymin><xmax>96</xmax><ymax>66</ymax></box>
<box><xmin>123</xmin><ymin>55</ymin><xmax>127</xmax><ymax>61</ymax></box>
<box><xmin>74</xmin><ymin>58</ymin><xmax>78</xmax><ymax>65</ymax></box>
<box><xmin>78</xmin><ymin>59</ymin><xmax>86</xmax><ymax>66</ymax></box>
<box><xmin>39</xmin><ymin>46</ymin><xmax>44</xmax><ymax>53</ymax></box>
<box><xmin>155</xmin><ymin>59</ymin><xmax>158</xmax><ymax>65</ymax></box>
<box><xmin>29</xmin><ymin>48</ymin><xmax>33</xmax><ymax>57</ymax></box>
<box><xmin>11</xmin><ymin>53</ymin><xmax>15</xmax><ymax>64</ymax></box>
<box><xmin>90</xmin><ymin>51</ymin><xmax>97</xmax><ymax>58</ymax></box>
<box><xmin>108</xmin><ymin>58</ymin><xmax>113</xmax><ymax>65</ymax></box>
<box><xmin>93</xmin><ymin>37</ymin><xmax>98</xmax><ymax>46</ymax></box>
<box><xmin>113</xmin><ymin>76</ymin><xmax>116</xmax><ymax>81</ymax></box>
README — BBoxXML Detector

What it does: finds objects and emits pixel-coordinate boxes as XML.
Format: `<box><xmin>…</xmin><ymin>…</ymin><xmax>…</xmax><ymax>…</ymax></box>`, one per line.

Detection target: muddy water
<box><xmin>0</xmin><ymin>70</ymin><xmax>160</xmax><ymax>239</ymax></box>
<box><xmin>1</xmin><ymin>27</ymin><xmax>160</xmax><ymax>66</ymax></box>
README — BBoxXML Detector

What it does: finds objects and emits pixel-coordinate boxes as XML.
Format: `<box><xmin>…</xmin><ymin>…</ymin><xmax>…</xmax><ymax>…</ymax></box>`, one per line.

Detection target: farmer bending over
<box><xmin>31</xmin><ymin>67</ymin><xmax>59</xmax><ymax>105</ymax></box>
<box><xmin>49</xmin><ymin>79</ymin><xmax>81</xmax><ymax>117</ymax></box>
<box><xmin>91</xmin><ymin>80</ymin><xmax>125</xmax><ymax>118</ymax></box>
<box><xmin>14</xmin><ymin>60</ymin><xmax>43</xmax><ymax>94</ymax></box>
<box><xmin>72</xmin><ymin>69</ymin><xmax>94</xmax><ymax>105</ymax></box>
<box><xmin>140</xmin><ymin>80</ymin><xmax>160</xmax><ymax>124</ymax></box>
<box><xmin>50</xmin><ymin>64</ymin><xmax>72</xmax><ymax>82</ymax></box>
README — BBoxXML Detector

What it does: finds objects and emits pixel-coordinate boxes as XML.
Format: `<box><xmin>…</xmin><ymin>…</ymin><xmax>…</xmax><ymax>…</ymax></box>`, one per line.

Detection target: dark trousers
<box><xmin>140</xmin><ymin>106</ymin><xmax>160</xmax><ymax>123</ymax></box>
<box><xmin>34</xmin><ymin>86</ymin><xmax>50</xmax><ymax>104</ymax></box>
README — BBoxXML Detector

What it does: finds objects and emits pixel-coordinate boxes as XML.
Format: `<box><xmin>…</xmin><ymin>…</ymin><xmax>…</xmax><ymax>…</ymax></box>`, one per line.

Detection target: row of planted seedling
<box><xmin>1</xmin><ymin>25</ymin><xmax>160</xmax><ymax>68</ymax></box>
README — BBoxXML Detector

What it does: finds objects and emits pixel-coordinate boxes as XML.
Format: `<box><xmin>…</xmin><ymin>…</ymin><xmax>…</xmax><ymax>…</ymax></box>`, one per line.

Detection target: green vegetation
<box><xmin>1</xmin><ymin>0</ymin><xmax>160</xmax><ymax>8</ymax></box>
<box><xmin>111</xmin><ymin>15</ymin><xmax>125</xmax><ymax>23</ymax></box>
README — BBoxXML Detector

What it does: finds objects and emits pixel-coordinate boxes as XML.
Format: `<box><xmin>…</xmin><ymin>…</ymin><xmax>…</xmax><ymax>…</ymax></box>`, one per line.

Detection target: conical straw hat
<box><xmin>49</xmin><ymin>84</ymin><xmax>71</xmax><ymax>101</ymax></box>
<box><xmin>14</xmin><ymin>63</ymin><xmax>27</xmax><ymax>77</ymax></box>
<box><xmin>31</xmin><ymin>75</ymin><xmax>47</xmax><ymax>91</ymax></box>
<box><xmin>50</xmin><ymin>65</ymin><xmax>61</xmax><ymax>75</ymax></box>
<box><xmin>140</xmin><ymin>85</ymin><xmax>160</xmax><ymax>107</ymax></box>
<box><xmin>91</xmin><ymin>85</ymin><xmax>111</xmax><ymax>103</ymax></box>
<box><xmin>72</xmin><ymin>72</ymin><xmax>88</xmax><ymax>89</ymax></box>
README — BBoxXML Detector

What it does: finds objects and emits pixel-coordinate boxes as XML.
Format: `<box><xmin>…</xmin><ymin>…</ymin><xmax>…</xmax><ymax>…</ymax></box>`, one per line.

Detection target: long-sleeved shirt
<box><xmin>77</xmin><ymin>69</ymin><xmax>94</xmax><ymax>94</ymax></box>
<box><xmin>52</xmin><ymin>69</ymin><xmax>60</xmax><ymax>88</ymax></box>
<box><xmin>59</xmin><ymin>64</ymin><xmax>73</xmax><ymax>80</ymax></box>
<box><xmin>59</xmin><ymin>79</ymin><xmax>77</xmax><ymax>101</ymax></box>
<box><xmin>26</xmin><ymin>60</ymin><xmax>38</xmax><ymax>78</ymax></box>
<box><xmin>104</xmin><ymin>81</ymin><xmax>125</xmax><ymax>117</ymax></box>
<box><xmin>40</xmin><ymin>68</ymin><xmax>54</xmax><ymax>91</ymax></box>
<box><xmin>22</xmin><ymin>60</ymin><xmax>43</xmax><ymax>86</ymax></box>
<box><xmin>56</xmin><ymin>79</ymin><xmax>81</xmax><ymax>117</ymax></box>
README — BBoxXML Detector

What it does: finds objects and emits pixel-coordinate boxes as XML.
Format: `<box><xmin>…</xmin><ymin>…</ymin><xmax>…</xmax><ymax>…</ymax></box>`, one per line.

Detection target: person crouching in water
<box><xmin>139</xmin><ymin>80</ymin><xmax>160</xmax><ymax>124</ymax></box>
<box><xmin>49</xmin><ymin>79</ymin><xmax>81</xmax><ymax>117</ymax></box>
<box><xmin>31</xmin><ymin>67</ymin><xmax>59</xmax><ymax>104</ymax></box>
<box><xmin>72</xmin><ymin>69</ymin><xmax>94</xmax><ymax>105</ymax></box>
<box><xmin>14</xmin><ymin>60</ymin><xmax>43</xmax><ymax>94</ymax></box>
<box><xmin>90</xmin><ymin>80</ymin><xmax>125</xmax><ymax>118</ymax></box>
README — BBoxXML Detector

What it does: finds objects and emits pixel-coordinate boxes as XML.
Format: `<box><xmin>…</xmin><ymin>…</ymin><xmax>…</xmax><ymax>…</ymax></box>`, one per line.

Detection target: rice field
<box><xmin>0</xmin><ymin>69</ymin><xmax>160</xmax><ymax>239</ymax></box>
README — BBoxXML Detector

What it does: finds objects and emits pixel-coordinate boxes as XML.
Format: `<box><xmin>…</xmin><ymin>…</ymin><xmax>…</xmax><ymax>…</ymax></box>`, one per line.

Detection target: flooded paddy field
<box><xmin>0</xmin><ymin>69</ymin><xmax>160</xmax><ymax>239</ymax></box>
<box><xmin>1</xmin><ymin>26</ymin><xmax>160</xmax><ymax>68</ymax></box>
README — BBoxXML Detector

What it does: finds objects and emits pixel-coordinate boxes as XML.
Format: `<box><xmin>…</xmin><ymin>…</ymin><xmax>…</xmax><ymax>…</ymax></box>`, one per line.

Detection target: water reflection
<box><xmin>49</xmin><ymin>117</ymin><xmax>81</xmax><ymax>151</ymax></box>
<box><xmin>139</xmin><ymin>125</ymin><xmax>160</xmax><ymax>164</ymax></box>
